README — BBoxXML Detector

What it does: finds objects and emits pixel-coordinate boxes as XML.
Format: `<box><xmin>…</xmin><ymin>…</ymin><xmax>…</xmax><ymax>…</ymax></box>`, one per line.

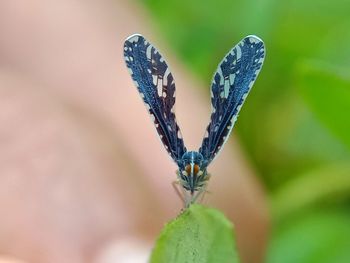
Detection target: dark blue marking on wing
<box><xmin>123</xmin><ymin>34</ymin><xmax>187</xmax><ymax>163</ymax></box>
<box><xmin>199</xmin><ymin>35</ymin><xmax>265</xmax><ymax>165</ymax></box>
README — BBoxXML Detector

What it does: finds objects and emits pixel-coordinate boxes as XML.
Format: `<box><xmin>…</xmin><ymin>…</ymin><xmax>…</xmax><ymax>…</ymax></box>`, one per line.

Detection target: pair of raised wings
<box><xmin>124</xmin><ymin>34</ymin><xmax>265</xmax><ymax>166</ymax></box>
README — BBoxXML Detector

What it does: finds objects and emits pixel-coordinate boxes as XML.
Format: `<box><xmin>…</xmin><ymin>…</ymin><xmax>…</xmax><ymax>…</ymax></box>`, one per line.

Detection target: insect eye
<box><xmin>185</xmin><ymin>165</ymin><xmax>191</xmax><ymax>175</ymax></box>
<box><xmin>193</xmin><ymin>164</ymin><xmax>200</xmax><ymax>175</ymax></box>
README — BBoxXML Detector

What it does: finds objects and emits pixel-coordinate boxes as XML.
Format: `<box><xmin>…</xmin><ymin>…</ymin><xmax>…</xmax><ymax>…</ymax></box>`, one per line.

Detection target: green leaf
<box><xmin>150</xmin><ymin>204</ymin><xmax>239</xmax><ymax>263</ymax></box>
<box><xmin>297</xmin><ymin>61</ymin><xmax>350</xmax><ymax>149</ymax></box>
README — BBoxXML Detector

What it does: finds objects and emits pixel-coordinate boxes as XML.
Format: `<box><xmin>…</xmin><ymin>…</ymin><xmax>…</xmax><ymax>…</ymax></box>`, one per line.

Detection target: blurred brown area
<box><xmin>0</xmin><ymin>0</ymin><xmax>269</xmax><ymax>262</ymax></box>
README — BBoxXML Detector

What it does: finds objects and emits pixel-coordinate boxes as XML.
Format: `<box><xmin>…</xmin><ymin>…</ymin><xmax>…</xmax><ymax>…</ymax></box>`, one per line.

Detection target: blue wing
<box><xmin>124</xmin><ymin>34</ymin><xmax>187</xmax><ymax>163</ymax></box>
<box><xmin>199</xmin><ymin>35</ymin><xmax>265</xmax><ymax>165</ymax></box>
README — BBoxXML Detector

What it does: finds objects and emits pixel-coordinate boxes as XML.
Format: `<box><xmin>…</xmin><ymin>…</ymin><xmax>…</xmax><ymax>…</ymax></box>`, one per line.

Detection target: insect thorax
<box><xmin>177</xmin><ymin>151</ymin><xmax>209</xmax><ymax>193</ymax></box>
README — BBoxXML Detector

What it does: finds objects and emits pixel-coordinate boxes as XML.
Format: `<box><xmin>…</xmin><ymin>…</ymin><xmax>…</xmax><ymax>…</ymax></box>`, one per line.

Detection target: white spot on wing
<box><xmin>157</xmin><ymin>80</ymin><xmax>163</xmax><ymax>97</ymax></box>
<box><xmin>127</xmin><ymin>67</ymin><xmax>133</xmax><ymax>75</ymax></box>
<box><xmin>242</xmin><ymin>91</ymin><xmax>249</xmax><ymax>101</ymax></box>
<box><xmin>146</xmin><ymin>45</ymin><xmax>152</xmax><ymax>59</ymax></box>
<box><xmin>163</xmin><ymin>68</ymin><xmax>170</xmax><ymax>86</ymax></box>
<box><xmin>249</xmin><ymin>36</ymin><xmax>260</xmax><ymax>44</ymax></box>
<box><xmin>177</xmin><ymin>130</ymin><xmax>182</xmax><ymax>139</ymax></box>
<box><xmin>150</xmin><ymin>114</ymin><xmax>156</xmax><ymax>123</ymax></box>
<box><xmin>223</xmin><ymin>79</ymin><xmax>230</xmax><ymax>98</ymax></box>
<box><xmin>132</xmin><ymin>80</ymin><xmax>139</xmax><ymax>88</ymax></box>
<box><xmin>152</xmin><ymin>75</ymin><xmax>157</xmax><ymax>86</ymax></box>
<box><xmin>128</xmin><ymin>35</ymin><xmax>139</xmax><ymax>43</ymax></box>
<box><xmin>236</xmin><ymin>46</ymin><xmax>242</xmax><ymax>60</ymax></box>
<box><xmin>220</xmin><ymin>91</ymin><xmax>225</xmax><ymax>98</ymax></box>
<box><xmin>229</xmin><ymin>73</ymin><xmax>235</xmax><ymax>84</ymax></box>
<box><xmin>217</xmin><ymin>67</ymin><xmax>224</xmax><ymax>85</ymax></box>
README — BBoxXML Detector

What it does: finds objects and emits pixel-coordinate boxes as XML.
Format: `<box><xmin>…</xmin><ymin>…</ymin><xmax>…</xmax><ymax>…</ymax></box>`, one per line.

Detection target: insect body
<box><xmin>124</xmin><ymin>34</ymin><xmax>265</xmax><ymax>207</ymax></box>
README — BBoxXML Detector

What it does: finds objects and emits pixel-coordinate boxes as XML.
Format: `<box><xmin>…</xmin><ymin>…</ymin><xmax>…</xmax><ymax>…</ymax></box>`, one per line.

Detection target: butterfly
<box><xmin>123</xmin><ymin>34</ymin><xmax>265</xmax><ymax>207</ymax></box>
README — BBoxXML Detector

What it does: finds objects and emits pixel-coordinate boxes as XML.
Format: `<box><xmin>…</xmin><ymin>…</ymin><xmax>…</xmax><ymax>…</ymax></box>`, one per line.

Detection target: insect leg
<box><xmin>191</xmin><ymin>184</ymin><xmax>208</xmax><ymax>204</ymax></box>
<box><xmin>172</xmin><ymin>180</ymin><xmax>185</xmax><ymax>206</ymax></box>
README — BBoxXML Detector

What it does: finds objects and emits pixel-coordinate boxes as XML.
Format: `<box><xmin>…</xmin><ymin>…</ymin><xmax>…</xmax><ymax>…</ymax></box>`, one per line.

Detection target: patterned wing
<box><xmin>124</xmin><ymin>34</ymin><xmax>187</xmax><ymax>163</ymax></box>
<box><xmin>199</xmin><ymin>35</ymin><xmax>265</xmax><ymax>165</ymax></box>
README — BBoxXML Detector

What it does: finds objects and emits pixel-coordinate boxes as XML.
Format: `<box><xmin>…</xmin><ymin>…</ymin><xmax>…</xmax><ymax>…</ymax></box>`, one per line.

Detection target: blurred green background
<box><xmin>141</xmin><ymin>0</ymin><xmax>350</xmax><ymax>262</ymax></box>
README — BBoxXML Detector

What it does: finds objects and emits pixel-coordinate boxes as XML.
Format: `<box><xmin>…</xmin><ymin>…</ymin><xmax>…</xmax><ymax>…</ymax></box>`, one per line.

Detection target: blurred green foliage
<box><xmin>267</xmin><ymin>210</ymin><xmax>350</xmax><ymax>263</ymax></box>
<box><xmin>141</xmin><ymin>0</ymin><xmax>350</xmax><ymax>261</ymax></box>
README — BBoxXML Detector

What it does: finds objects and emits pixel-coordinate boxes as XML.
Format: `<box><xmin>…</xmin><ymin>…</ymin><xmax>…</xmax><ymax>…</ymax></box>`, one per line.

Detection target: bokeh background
<box><xmin>142</xmin><ymin>0</ymin><xmax>350</xmax><ymax>262</ymax></box>
<box><xmin>0</xmin><ymin>0</ymin><xmax>349</xmax><ymax>263</ymax></box>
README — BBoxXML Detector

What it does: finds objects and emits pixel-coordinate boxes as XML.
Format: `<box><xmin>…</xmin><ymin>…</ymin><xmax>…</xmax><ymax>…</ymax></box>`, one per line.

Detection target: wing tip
<box><xmin>244</xmin><ymin>35</ymin><xmax>265</xmax><ymax>51</ymax></box>
<box><xmin>123</xmin><ymin>33</ymin><xmax>147</xmax><ymax>62</ymax></box>
<box><xmin>244</xmin><ymin>35</ymin><xmax>264</xmax><ymax>44</ymax></box>
<box><xmin>243</xmin><ymin>35</ymin><xmax>266</xmax><ymax>63</ymax></box>
<box><xmin>124</xmin><ymin>33</ymin><xmax>145</xmax><ymax>45</ymax></box>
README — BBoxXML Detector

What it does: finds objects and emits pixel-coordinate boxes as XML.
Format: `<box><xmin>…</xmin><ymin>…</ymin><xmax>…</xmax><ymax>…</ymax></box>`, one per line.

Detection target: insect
<box><xmin>123</xmin><ymin>34</ymin><xmax>265</xmax><ymax>207</ymax></box>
